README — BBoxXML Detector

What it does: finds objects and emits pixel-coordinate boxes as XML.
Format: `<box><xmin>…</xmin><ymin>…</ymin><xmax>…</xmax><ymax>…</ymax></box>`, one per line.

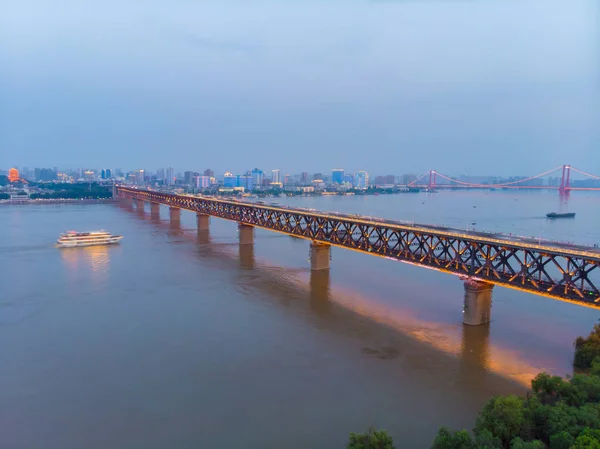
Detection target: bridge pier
<box><xmin>197</xmin><ymin>229</ymin><xmax>210</xmax><ymax>244</ymax></box>
<box><xmin>310</xmin><ymin>242</ymin><xmax>331</xmax><ymax>271</ymax></box>
<box><xmin>463</xmin><ymin>280</ymin><xmax>494</xmax><ymax>326</ymax></box>
<box><xmin>239</xmin><ymin>242</ymin><xmax>255</xmax><ymax>269</ymax></box>
<box><xmin>169</xmin><ymin>207</ymin><xmax>181</xmax><ymax>224</ymax></box>
<box><xmin>197</xmin><ymin>213</ymin><xmax>210</xmax><ymax>231</ymax></box>
<box><xmin>238</xmin><ymin>224</ymin><xmax>254</xmax><ymax>245</ymax></box>
<box><xmin>131</xmin><ymin>197</ymin><xmax>138</xmax><ymax>208</ymax></box>
<box><xmin>150</xmin><ymin>202</ymin><xmax>160</xmax><ymax>216</ymax></box>
<box><xmin>309</xmin><ymin>269</ymin><xmax>331</xmax><ymax>314</ymax></box>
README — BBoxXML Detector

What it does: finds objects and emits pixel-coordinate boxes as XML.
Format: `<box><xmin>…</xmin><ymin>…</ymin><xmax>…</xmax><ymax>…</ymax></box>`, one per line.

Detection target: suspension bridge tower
<box><xmin>559</xmin><ymin>164</ymin><xmax>571</xmax><ymax>194</ymax></box>
<box><xmin>427</xmin><ymin>170</ymin><xmax>437</xmax><ymax>191</ymax></box>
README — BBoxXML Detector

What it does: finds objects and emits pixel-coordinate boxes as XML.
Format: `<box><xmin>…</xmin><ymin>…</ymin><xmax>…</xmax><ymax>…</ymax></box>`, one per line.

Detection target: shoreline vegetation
<box><xmin>349</xmin><ymin>323</ymin><xmax>600</xmax><ymax>449</ymax></box>
<box><xmin>0</xmin><ymin>198</ymin><xmax>115</xmax><ymax>205</ymax></box>
<box><xmin>0</xmin><ymin>182</ymin><xmax>113</xmax><ymax>202</ymax></box>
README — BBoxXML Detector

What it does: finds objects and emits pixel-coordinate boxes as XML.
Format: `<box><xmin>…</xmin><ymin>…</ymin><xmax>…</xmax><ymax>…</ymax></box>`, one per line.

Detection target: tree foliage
<box><xmin>430</xmin><ymin>323</ymin><xmax>600</xmax><ymax>449</ymax></box>
<box><xmin>474</xmin><ymin>396</ymin><xmax>526</xmax><ymax>447</ymax></box>
<box><xmin>347</xmin><ymin>428</ymin><xmax>395</xmax><ymax>449</ymax></box>
<box><xmin>574</xmin><ymin>323</ymin><xmax>600</xmax><ymax>370</ymax></box>
<box><xmin>431</xmin><ymin>427</ymin><xmax>475</xmax><ymax>449</ymax></box>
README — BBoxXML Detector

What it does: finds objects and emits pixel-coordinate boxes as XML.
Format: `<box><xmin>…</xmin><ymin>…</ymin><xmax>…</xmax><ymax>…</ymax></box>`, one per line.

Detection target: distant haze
<box><xmin>1</xmin><ymin>0</ymin><xmax>598</xmax><ymax>176</ymax></box>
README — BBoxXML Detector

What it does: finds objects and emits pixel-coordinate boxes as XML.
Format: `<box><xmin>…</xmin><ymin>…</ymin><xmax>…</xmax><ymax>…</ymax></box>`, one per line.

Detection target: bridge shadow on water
<box><xmin>119</xmin><ymin>203</ymin><xmax>531</xmax><ymax>411</ymax></box>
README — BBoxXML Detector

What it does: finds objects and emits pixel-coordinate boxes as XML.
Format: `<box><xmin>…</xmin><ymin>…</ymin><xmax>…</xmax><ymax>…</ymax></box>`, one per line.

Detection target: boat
<box><xmin>56</xmin><ymin>230</ymin><xmax>123</xmax><ymax>248</ymax></box>
<box><xmin>546</xmin><ymin>212</ymin><xmax>576</xmax><ymax>219</ymax></box>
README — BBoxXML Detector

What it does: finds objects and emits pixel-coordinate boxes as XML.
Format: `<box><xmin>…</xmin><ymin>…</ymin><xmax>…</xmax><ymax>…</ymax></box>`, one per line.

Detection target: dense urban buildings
<box><xmin>3</xmin><ymin>165</ymin><xmax>600</xmax><ymax>199</ymax></box>
<box><xmin>331</xmin><ymin>169</ymin><xmax>344</xmax><ymax>184</ymax></box>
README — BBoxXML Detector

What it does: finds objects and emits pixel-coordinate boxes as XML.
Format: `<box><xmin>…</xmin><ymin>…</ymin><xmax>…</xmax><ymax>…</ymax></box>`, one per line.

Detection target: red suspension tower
<box><xmin>428</xmin><ymin>170</ymin><xmax>437</xmax><ymax>191</ymax></box>
<box><xmin>559</xmin><ymin>164</ymin><xmax>571</xmax><ymax>193</ymax></box>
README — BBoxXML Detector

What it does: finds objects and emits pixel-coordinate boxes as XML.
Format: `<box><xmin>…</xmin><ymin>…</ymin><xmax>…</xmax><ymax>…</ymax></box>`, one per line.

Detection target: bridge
<box><xmin>409</xmin><ymin>164</ymin><xmax>600</xmax><ymax>192</ymax></box>
<box><xmin>116</xmin><ymin>186</ymin><xmax>600</xmax><ymax>325</ymax></box>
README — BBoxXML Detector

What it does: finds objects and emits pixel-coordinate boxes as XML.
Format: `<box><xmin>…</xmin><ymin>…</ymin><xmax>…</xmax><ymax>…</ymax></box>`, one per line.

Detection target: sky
<box><xmin>1</xmin><ymin>0</ymin><xmax>599</xmax><ymax>176</ymax></box>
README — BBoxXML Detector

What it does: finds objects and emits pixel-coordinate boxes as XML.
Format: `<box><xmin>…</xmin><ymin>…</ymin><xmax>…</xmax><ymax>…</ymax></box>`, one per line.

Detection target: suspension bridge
<box><xmin>408</xmin><ymin>164</ymin><xmax>600</xmax><ymax>192</ymax></box>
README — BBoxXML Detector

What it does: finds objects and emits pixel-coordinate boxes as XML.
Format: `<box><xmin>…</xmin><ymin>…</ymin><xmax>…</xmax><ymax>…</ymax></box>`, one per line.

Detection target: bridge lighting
<box><xmin>118</xmin><ymin>186</ymin><xmax>600</xmax><ymax>307</ymax></box>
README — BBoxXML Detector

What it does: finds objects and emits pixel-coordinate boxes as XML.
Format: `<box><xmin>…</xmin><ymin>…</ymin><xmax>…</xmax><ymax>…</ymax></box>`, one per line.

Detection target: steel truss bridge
<box><xmin>117</xmin><ymin>186</ymin><xmax>600</xmax><ymax>309</ymax></box>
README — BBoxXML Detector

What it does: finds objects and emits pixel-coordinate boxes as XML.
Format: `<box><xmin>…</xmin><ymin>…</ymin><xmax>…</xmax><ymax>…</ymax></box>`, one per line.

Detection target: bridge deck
<box><xmin>117</xmin><ymin>187</ymin><xmax>600</xmax><ymax>308</ymax></box>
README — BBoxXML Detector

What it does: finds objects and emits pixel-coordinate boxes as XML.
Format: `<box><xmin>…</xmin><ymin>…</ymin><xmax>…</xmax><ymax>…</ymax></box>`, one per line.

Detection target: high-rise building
<box><xmin>135</xmin><ymin>169</ymin><xmax>145</xmax><ymax>185</ymax></box>
<box><xmin>240</xmin><ymin>175</ymin><xmax>253</xmax><ymax>191</ymax></box>
<box><xmin>251</xmin><ymin>168</ymin><xmax>264</xmax><ymax>187</ymax></box>
<box><xmin>223</xmin><ymin>172</ymin><xmax>236</xmax><ymax>188</ymax></box>
<box><xmin>401</xmin><ymin>174</ymin><xmax>417</xmax><ymax>185</ymax></box>
<box><xmin>223</xmin><ymin>173</ymin><xmax>253</xmax><ymax>190</ymax></box>
<box><xmin>271</xmin><ymin>169</ymin><xmax>281</xmax><ymax>184</ymax></box>
<box><xmin>195</xmin><ymin>176</ymin><xmax>211</xmax><ymax>189</ymax></box>
<box><xmin>284</xmin><ymin>174</ymin><xmax>291</xmax><ymax>185</ymax></box>
<box><xmin>84</xmin><ymin>170</ymin><xmax>95</xmax><ymax>181</ymax></box>
<box><xmin>204</xmin><ymin>169</ymin><xmax>214</xmax><ymax>178</ymax></box>
<box><xmin>35</xmin><ymin>168</ymin><xmax>58</xmax><ymax>182</ymax></box>
<box><xmin>300</xmin><ymin>172</ymin><xmax>309</xmax><ymax>185</ymax></box>
<box><xmin>385</xmin><ymin>175</ymin><xmax>396</xmax><ymax>184</ymax></box>
<box><xmin>157</xmin><ymin>168</ymin><xmax>165</xmax><ymax>181</ymax></box>
<box><xmin>374</xmin><ymin>176</ymin><xmax>386</xmax><ymax>185</ymax></box>
<box><xmin>184</xmin><ymin>171</ymin><xmax>194</xmax><ymax>185</ymax></box>
<box><xmin>101</xmin><ymin>169</ymin><xmax>112</xmax><ymax>179</ymax></box>
<box><xmin>166</xmin><ymin>167</ymin><xmax>174</xmax><ymax>186</ymax></box>
<box><xmin>355</xmin><ymin>171</ymin><xmax>369</xmax><ymax>189</ymax></box>
<box><xmin>313</xmin><ymin>173</ymin><xmax>322</xmax><ymax>181</ymax></box>
<box><xmin>332</xmin><ymin>169</ymin><xmax>344</xmax><ymax>184</ymax></box>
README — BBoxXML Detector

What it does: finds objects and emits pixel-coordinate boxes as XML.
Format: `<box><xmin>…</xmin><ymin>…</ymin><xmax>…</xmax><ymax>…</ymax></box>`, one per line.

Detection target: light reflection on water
<box><xmin>60</xmin><ymin>245</ymin><xmax>112</xmax><ymax>286</ymax></box>
<box><xmin>125</xmin><ymin>200</ymin><xmax>550</xmax><ymax>386</ymax></box>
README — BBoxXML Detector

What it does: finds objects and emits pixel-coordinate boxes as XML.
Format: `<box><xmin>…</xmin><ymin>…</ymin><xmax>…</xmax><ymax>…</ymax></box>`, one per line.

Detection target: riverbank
<box><xmin>0</xmin><ymin>198</ymin><xmax>116</xmax><ymax>205</ymax></box>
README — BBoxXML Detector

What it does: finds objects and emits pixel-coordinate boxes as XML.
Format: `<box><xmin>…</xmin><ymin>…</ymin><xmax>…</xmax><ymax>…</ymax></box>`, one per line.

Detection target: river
<box><xmin>2</xmin><ymin>190</ymin><xmax>600</xmax><ymax>448</ymax></box>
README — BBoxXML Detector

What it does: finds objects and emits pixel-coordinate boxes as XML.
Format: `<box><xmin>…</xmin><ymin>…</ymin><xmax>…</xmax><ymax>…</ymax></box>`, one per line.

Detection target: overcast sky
<box><xmin>1</xmin><ymin>0</ymin><xmax>598</xmax><ymax>176</ymax></box>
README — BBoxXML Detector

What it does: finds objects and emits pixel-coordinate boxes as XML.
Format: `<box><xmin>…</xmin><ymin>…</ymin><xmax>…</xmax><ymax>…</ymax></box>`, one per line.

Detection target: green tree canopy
<box><xmin>347</xmin><ymin>428</ymin><xmax>395</xmax><ymax>449</ymax></box>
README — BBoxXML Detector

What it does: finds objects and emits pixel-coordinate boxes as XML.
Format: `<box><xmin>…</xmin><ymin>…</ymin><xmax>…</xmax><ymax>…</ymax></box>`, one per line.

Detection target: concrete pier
<box><xmin>239</xmin><ymin>243</ymin><xmax>255</xmax><ymax>269</ymax></box>
<box><xmin>238</xmin><ymin>224</ymin><xmax>254</xmax><ymax>245</ymax></box>
<box><xmin>150</xmin><ymin>202</ymin><xmax>160</xmax><ymax>216</ymax></box>
<box><xmin>197</xmin><ymin>229</ymin><xmax>210</xmax><ymax>245</ymax></box>
<box><xmin>309</xmin><ymin>269</ymin><xmax>331</xmax><ymax>314</ymax></box>
<box><xmin>310</xmin><ymin>242</ymin><xmax>331</xmax><ymax>271</ymax></box>
<box><xmin>197</xmin><ymin>213</ymin><xmax>210</xmax><ymax>231</ymax></box>
<box><xmin>131</xmin><ymin>197</ymin><xmax>137</xmax><ymax>208</ymax></box>
<box><xmin>169</xmin><ymin>207</ymin><xmax>181</xmax><ymax>224</ymax></box>
<box><xmin>463</xmin><ymin>280</ymin><xmax>494</xmax><ymax>326</ymax></box>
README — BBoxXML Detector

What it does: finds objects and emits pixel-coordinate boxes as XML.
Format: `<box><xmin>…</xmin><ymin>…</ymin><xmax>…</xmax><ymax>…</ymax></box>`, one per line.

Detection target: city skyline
<box><xmin>2</xmin><ymin>1</ymin><xmax>599</xmax><ymax>175</ymax></box>
<box><xmin>5</xmin><ymin>163</ymin><xmax>600</xmax><ymax>191</ymax></box>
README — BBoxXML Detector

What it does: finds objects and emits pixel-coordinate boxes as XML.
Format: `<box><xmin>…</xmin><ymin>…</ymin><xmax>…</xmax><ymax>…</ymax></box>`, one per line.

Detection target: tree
<box><xmin>347</xmin><ymin>428</ymin><xmax>395</xmax><ymax>449</ymax></box>
<box><xmin>474</xmin><ymin>396</ymin><xmax>526</xmax><ymax>447</ymax></box>
<box><xmin>430</xmin><ymin>322</ymin><xmax>600</xmax><ymax>449</ymax></box>
<box><xmin>574</xmin><ymin>323</ymin><xmax>600</xmax><ymax>370</ymax></box>
<box><xmin>572</xmin><ymin>428</ymin><xmax>600</xmax><ymax>448</ymax></box>
<box><xmin>509</xmin><ymin>437</ymin><xmax>544</xmax><ymax>448</ymax></box>
<box><xmin>591</xmin><ymin>358</ymin><xmax>600</xmax><ymax>377</ymax></box>
<box><xmin>474</xmin><ymin>429</ymin><xmax>502</xmax><ymax>448</ymax></box>
<box><xmin>549</xmin><ymin>431</ymin><xmax>574</xmax><ymax>449</ymax></box>
<box><xmin>431</xmin><ymin>427</ymin><xmax>475</xmax><ymax>449</ymax></box>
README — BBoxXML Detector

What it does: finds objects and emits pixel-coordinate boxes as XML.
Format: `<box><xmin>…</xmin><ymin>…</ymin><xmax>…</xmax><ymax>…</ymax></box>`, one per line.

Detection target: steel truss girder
<box><xmin>118</xmin><ymin>187</ymin><xmax>600</xmax><ymax>307</ymax></box>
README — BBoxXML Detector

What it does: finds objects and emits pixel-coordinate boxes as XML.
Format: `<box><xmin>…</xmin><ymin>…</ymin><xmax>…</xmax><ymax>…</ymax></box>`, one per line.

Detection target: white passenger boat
<box><xmin>56</xmin><ymin>231</ymin><xmax>123</xmax><ymax>248</ymax></box>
